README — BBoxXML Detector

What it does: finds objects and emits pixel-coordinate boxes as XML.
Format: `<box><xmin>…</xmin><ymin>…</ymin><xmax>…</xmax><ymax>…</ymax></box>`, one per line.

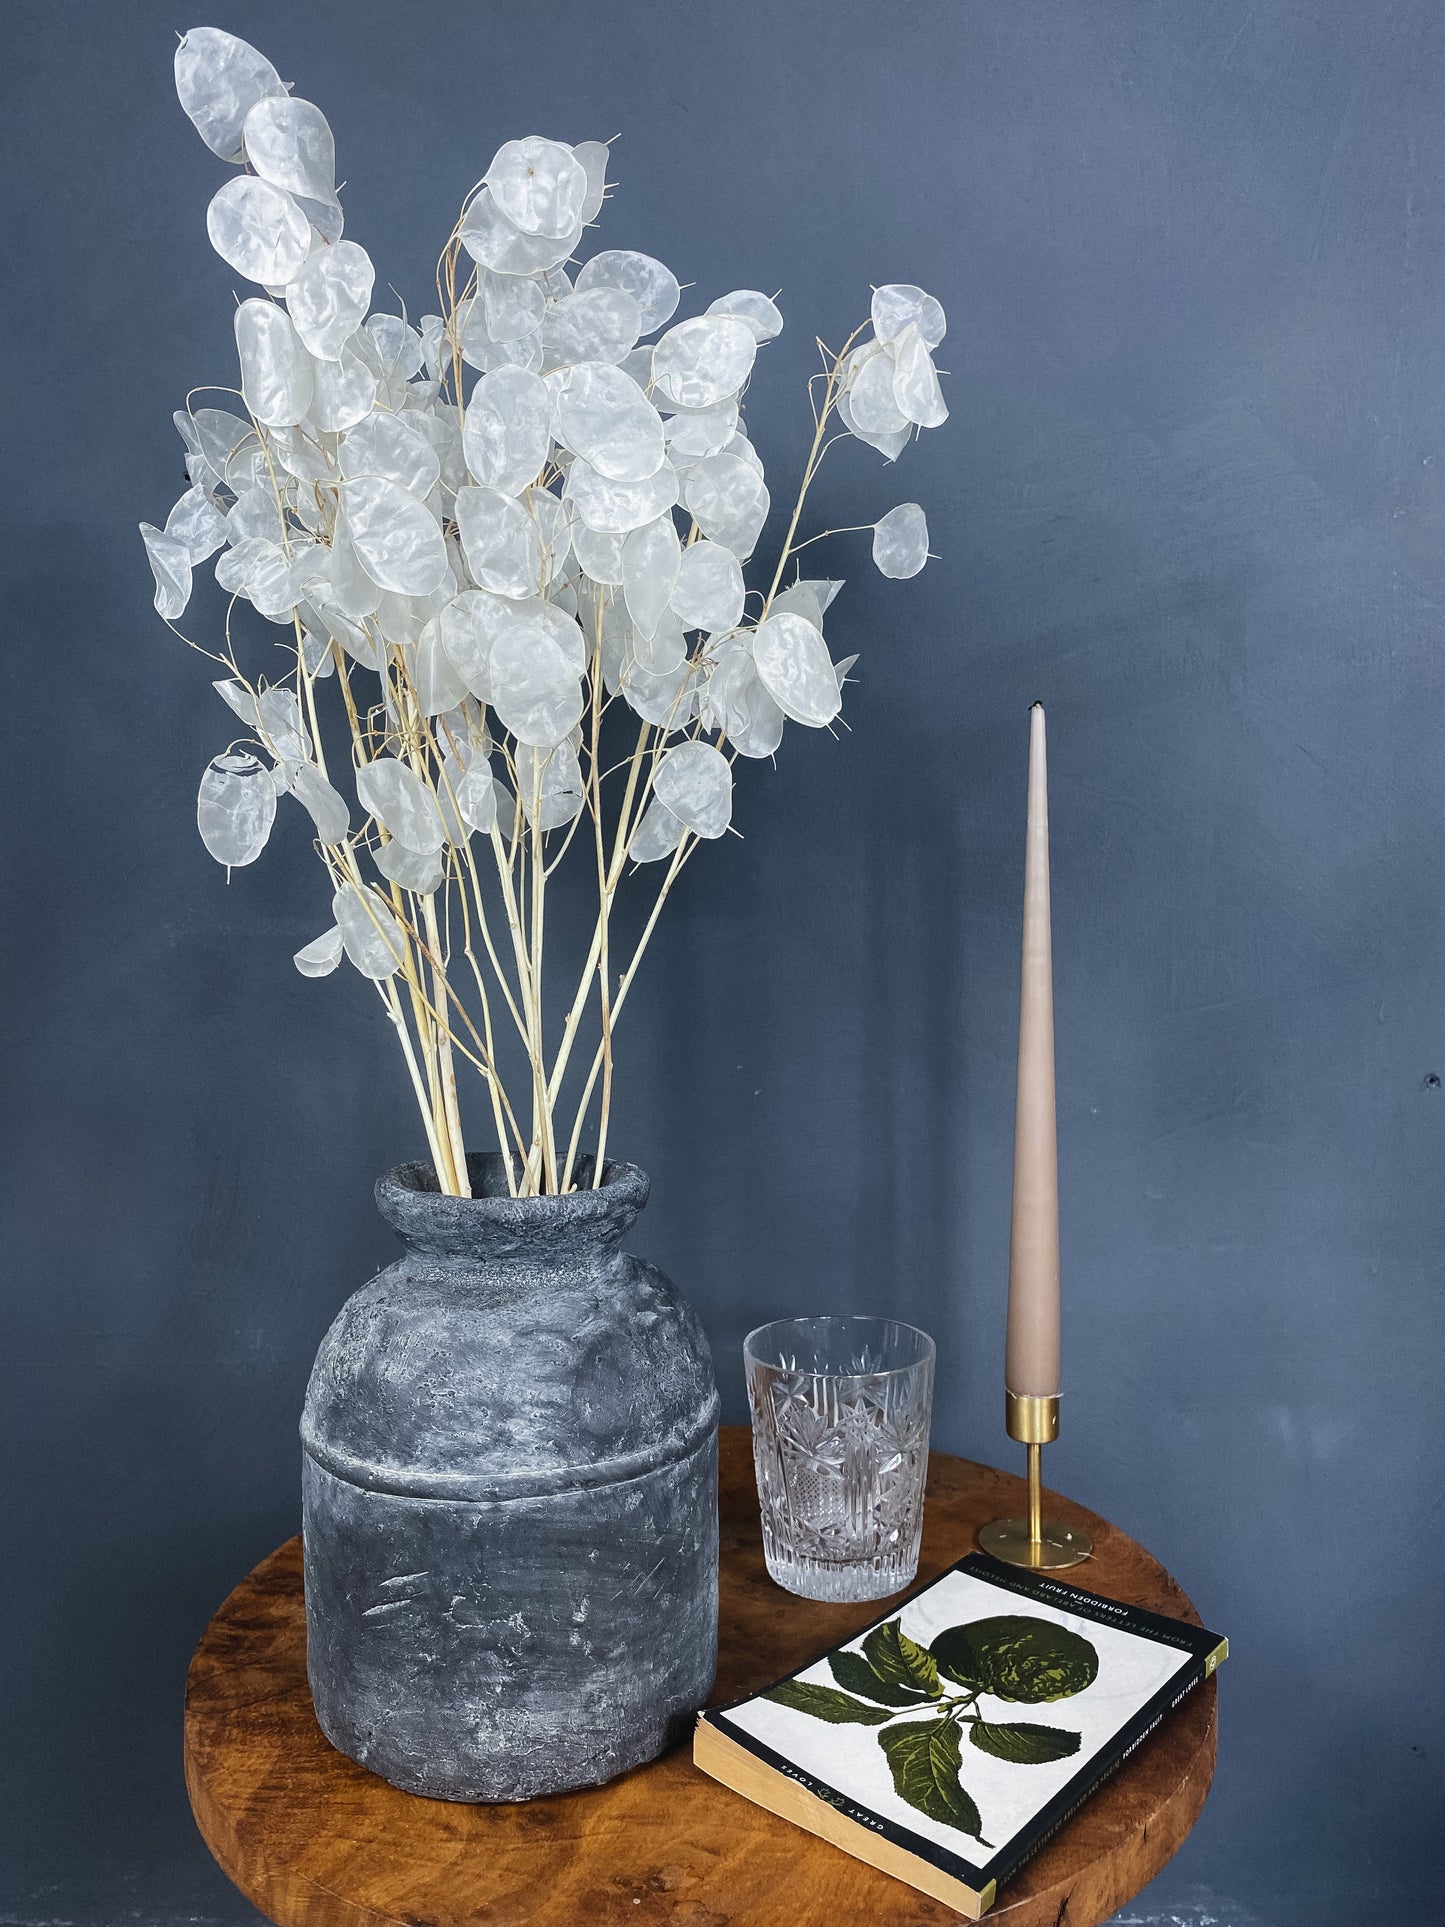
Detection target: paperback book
<box><xmin>694</xmin><ymin>1550</ymin><xmax>1227</xmax><ymax>1918</ymax></box>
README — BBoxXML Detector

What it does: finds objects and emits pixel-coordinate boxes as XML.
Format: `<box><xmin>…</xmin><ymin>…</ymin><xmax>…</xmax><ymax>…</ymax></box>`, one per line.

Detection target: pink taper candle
<box><xmin>1005</xmin><ymin>703</ymin><xmax>1061</xmax><ymax>1399</ymax></box>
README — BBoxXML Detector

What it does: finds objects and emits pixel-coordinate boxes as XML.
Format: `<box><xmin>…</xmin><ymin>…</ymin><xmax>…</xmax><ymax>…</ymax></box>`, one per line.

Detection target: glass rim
<box><xmin>743</xmin><ymin>1313</ymin><xmax>935</xmax><ymax>1379</ymax></box>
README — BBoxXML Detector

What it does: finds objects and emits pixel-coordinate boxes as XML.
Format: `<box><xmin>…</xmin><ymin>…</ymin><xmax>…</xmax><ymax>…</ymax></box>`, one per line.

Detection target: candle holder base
<box><xmin>977</xmin><ymin>1515</ymin><xmax>1093</xmax><ymax>1570</ymax></box>
<box><xmin>980</xmin><ymin>1427</ymin><xmax>1092</xmax><ymax>1569</ymax></box>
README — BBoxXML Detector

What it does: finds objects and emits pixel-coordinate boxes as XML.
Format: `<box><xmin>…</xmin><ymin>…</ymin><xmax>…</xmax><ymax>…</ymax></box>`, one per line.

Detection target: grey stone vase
<box><xmin>300</xmin><ymin>1151</ymin><xmax>720</xmax><ymax>1801</ymax></box>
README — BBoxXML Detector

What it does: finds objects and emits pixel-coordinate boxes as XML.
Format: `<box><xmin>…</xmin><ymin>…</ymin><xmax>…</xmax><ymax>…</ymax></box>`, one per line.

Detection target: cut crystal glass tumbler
<box><xmin>744</xmin><ymin>1315</ymin><xmax>935</xmax><ymax>1602</ymax></box>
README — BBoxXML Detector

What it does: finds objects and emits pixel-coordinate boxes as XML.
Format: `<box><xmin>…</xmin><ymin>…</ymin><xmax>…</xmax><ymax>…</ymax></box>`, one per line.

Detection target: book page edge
<box><xmin>692</xmin><ymin>1716</ymin><xmax>990</xmax><ymax>1920</ymax></box>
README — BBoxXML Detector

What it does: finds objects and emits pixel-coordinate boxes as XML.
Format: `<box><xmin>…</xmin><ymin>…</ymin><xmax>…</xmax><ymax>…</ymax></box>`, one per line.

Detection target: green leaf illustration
<box><xmin>878</xmin><ymin>1718</ymin><xmax>988</xmax><ymax>1842</ymax></box>
<box><xmin>762</xmin><ymin>1679</ymin><xmax>895</xmax><ymax>1724</ymax></box>
<box><xmin>828</xmin><ymin>1649</ymin><xmax>934</xmax><ymax>1707</ymax></box>
<box><xmin>931</xmin><ymin>1615</ymin><xmax>1099</xmax><ymax>1703</ymax></box>
<box><xmin>969</xmin><ymin>1719</ymin><xmax>1083</xmax><ymax>1765</ymax></box>
<box><xmin>863</xmin><ymin>1618</ymin><xmax>942</xmax><ymax>1698</ymax></box>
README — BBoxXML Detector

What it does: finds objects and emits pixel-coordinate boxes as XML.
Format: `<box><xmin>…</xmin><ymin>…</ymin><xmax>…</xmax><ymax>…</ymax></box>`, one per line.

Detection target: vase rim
<box><xmin>375</xmin><ymin>1150</ymin><xmax>650</xmax><ymax>1256</ymax></box>
<box><xmin>379</xmin><ymin>1150</ymin><xmax>649</xmax><ymax>1209</ymax></box>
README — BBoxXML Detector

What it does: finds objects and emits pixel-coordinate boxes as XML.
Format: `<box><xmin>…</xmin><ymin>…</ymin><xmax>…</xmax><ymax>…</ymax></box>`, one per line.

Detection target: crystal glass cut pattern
<box><xmin>745</xmin><ymin>1315</ymin><xmax>935</xmax><ymax>1602</ymax></box>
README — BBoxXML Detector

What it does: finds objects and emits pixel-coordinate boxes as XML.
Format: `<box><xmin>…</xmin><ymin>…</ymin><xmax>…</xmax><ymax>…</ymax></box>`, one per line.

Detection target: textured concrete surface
<box><xmin>301</xmin><ymin>1155</ymin><xmax>720</xmax><ymax>1800</ymax></box>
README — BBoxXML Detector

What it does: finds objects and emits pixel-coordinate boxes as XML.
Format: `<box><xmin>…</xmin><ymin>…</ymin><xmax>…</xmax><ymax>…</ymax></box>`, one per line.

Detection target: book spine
<box><xmin>992</xmin><ymin>1659</ymin><xmax>1209</xmax><ymax>1890</ymax></box>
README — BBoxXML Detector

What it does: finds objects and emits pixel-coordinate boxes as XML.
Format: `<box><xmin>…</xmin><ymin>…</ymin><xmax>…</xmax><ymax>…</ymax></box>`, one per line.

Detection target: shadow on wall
<box><xmin>626</xmin><ymin>696</ymin><xmax>971</xmax><ymax>1421</ymax></box>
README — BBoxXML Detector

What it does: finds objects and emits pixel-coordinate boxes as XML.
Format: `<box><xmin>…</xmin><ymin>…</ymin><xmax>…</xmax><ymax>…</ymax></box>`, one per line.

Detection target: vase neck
<box><xmin>374</xmin><ymin>1152</ymin><xmax>649</xmax><ymax>1263</ymax></box>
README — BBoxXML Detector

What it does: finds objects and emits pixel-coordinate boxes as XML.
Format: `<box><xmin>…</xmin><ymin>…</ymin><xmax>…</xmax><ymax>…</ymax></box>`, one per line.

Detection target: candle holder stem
<box><xmin>1027</xmin><ymin>1441</ymin><xmax>1043</xmax><ymax>1548</ymax></box>
<box><xmin>978</xmin><ymin>1393</ymin><xmax>1093</xmax><ymax>1571</ymax></box>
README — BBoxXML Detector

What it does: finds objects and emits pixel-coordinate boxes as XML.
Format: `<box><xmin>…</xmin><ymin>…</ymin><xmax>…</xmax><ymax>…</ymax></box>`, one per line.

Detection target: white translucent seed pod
<box><xmin>355</xmin><ymin>755</ymin><xmax>446</xmax><ymax>853</ymax></box>
<box><xmin>889</xmin><ymin>324</ymin><xmax>948</xmax><ymax>429</ymax></box>
<box><xmin>872</xmin><ymin>502</ymin><xmax>930</xmax><ymax>579</ymax></box>
<box><xmin>294</xmin><ymin>925</ymin><xmax>344</xmax><ymax>978</ymax></box>
<box><xmin>234</xmin><ymin>299</ymin><xmax>315</xmax><ymax>428</ymax></box>
<box><xmin>849</xmin><ymin>345</ymin><xmax>910</xmax><ymax>439</ymax></box>
<box><xmin>414</xmin><ymin>616</ymin><xmax>469</xmax><ymax>716</ymax></box>
<box><xmin>482</xmin><ymin>270</ymin><xmax>547</xmax><ymax>342</ymax></box>
<box><xmin>174</xmin><ymin>28</ymin><xmax>285</xmax><ymax>162</ymax></box>
<box><xmin>619</xmin><ymin>655</ymin><xmax>700</xmax><ymax>729</ymax></box>
<box><xmin>485</xmin><ymin>137</ymin><xmax>589</xmax><ymax>239</ymax></box>
<box><xmin>683</xmin><ymin>454</ymin><xmax>768</xmax><ymax>556</ymax></box>
<box><xmin>445</xmin><ymin>746</ymin><xmax>498</xmax><ymax>834</ymax></box>
<box><xmin>671</xmin><ymin>540</ymin><xmax>745</xmax><ymax>633</ymax></box>
<box><xmin>286</xmin><ymin>763</ymin><xmax>350</xmax><ymax>845</ymax></box>
<box><xmin>310</xmin><ymin>338</ymin><xmax>377</xmax><ymax>433</ymax></box>
<box><xmin>489</xmin><ymin>617</ymin><xmax>586</xmax><ymax>748</ymax></box>
<box><xmin>575</xmin><ymin>250</ymin><xmax>680</xmax><ymax>335</ymax></box>
<box><xmin>665</xmin><ymin>400</ymin><xmax>739</xmax><ymax>463</ymax></box>
<box><xmin>543</xmin><ymin>287</ymin><xmax>642</xmax><ymax>368</ymax></box>
<box><xmin>574</xmin><ymin>141</ymin><xmax>610</xmax><ymax>222</ymax></box>
<box><xmin>564</xmin><ymin>455</ymin><xmax>678</xmax><ymax>536</ymax></box>
<box><xmin>571</xmin><ymin>520</ymin><xmax>628</xmax><ymax>585</ymax></box>
<box><xmin>341</xmin><ymin>478</ymin><xmax>449</xmax><ymax>596</ymax></box>
<box><xmin>460</xmin><ymin>188</ymin><xmax>581</xmax><ymax>276</ymax></box>
<box><xmin>515</xmin><ymin>739</ymin><xmax>586</xmax><ymax>831</ymax></box>
<box><xmin>652</xmin><ymin>740</ymin><xmax>733</xmax><ymax>839</ymax></box>
<box><xmin>751</xmin><ymin>613</ymin><xmax>843</xmax><ymax>727</ymax></box>
<box><xmin>463</xmin><ymin>367</ymin><xmax>552</xmax><ymax>496</ymax></box>
<box><xmin>164</xmin><ymin>486</ymin><xmax>229</xmax><ymax>564</ymax></box>
<box><xmin>207</xmin><ymin>176</ymin><xmax>313</xmax><ymax>286</ymax></box>
<box><xmin>705</xmin><ymin>648</ymin><xmax>786</xmax><ymax>760</ymax></box>
<box><xmin>333</xmin><ymin>882</ymin><xmax>407</xmax><ymax>979</ymax></box>
<box><xmin>652</xmin><ymin>315</ymin><xmax>756</xmax><ymax>410</ymax></box>
<box><xmin>242</xmin><ymin>95</ymin><xmax>337</xmax><ymax>203</ymax></box>
<box><xmin>628</xmin><ymin>797</ymin><xmax>685</xmax><ymax>862</ymax></box>
<box><xmin>622</xmin><ymin>515</ymin><xmax>681</xmax><ymax>639</ymax></box>
<box><xmin>285</xmin><ymin>241</ymin><xmax>375</xmax><ymax>360</ymax></box>
<box><xmin>555</xmin><ymin>362</ymin><xmax>666</xmax><ymax>483</ymax></box>
<box><xmin>340</xmin><ymin>413</ymin><xmax>440</xmax><ymax>497</ymax></box>
<box><xmin>871</xmin><ymin>283</ymin><xmax>946</xmax><ymax>349</ymax></box>
<box><xmin>139</xmin><ymin>523</ymin><xmax>193</xmax><ymax>619</ymax></box>
<box><xmin>454</xmin><ymin>485</ymin><xmax>545</xmax><ymax>598</ymax></box>
<box><xmin>373</xmin><ymin>837</ymin><xmax>446</xmax><ymax>895</ymax></box>
<box><xmin>706</xmin><ymin>289</ymin><xmax>784</xmax><ymax>343</ymax></box>
<box><xmin>197</xmin><ymin>752</ymin><xmax>277</xmax><ymax>866</ymax></box>
<box><xmin>256</xmin><ymin>687</ymin><xmax>313</xmax><ymax>765</ymax></box>
<box><xmin>436</xmin><ymin>589</ymin><xmax>513</xmax><ymax>701</ymax></box>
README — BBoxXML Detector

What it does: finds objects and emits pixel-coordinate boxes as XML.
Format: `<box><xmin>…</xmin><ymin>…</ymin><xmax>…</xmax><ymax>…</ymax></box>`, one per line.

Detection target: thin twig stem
<box><xmin>561</xmin><ymin>832</ymin><xmax>698</xmax><ymax>1191</ymax></box>
<box><xmin>762</xmin><ymin>323</ymin><xmax>866</xmax><ymax>614</ymax></box>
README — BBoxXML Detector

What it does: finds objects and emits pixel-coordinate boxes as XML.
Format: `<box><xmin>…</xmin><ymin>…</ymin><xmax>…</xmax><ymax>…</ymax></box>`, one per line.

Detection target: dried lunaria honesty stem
<box><xmin>144</xmin><ymin>26</ymin><xmax>951</xmax><ymax>1198</ymax></box>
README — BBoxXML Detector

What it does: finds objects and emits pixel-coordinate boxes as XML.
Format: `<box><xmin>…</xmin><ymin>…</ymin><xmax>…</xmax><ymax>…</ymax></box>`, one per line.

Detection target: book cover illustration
<box><xmin>716</xmin><ymin>1563</ymin><xmax>1202</xmax><ymax>1872</ymax></box>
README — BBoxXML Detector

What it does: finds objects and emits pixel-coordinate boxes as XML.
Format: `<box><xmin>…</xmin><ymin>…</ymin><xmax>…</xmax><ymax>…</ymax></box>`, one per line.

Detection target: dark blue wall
<box><xmin>3</xmin><ymin>4</ymin><xmax>1442</xmax><ymax>1923</ymax></box>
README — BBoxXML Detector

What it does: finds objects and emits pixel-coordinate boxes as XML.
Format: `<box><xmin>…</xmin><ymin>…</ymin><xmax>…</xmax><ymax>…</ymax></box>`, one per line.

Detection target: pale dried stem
<box><xmin>762</xmin><ymin>324</ymin><xmax>865</xmax><ymax>615</ymax></box>
<box><xmin>560</xmin><ymin>831</ymin><xmax>698</xmax><ymax>1192</ymax></box>
<box><xmin>526</xmin><ymin>765</ymin><xmax>557</xmax><ymax>1195</ymax></box>
<box><xmin>543</xmin><ymin>718</ymin><xmax>649</xmax><ymax>1117</ymax></box>
<box><xmin>381</xmin><ymin>977</ymin><xmax>451</xmax><ymax>1182</ymax></box>
<box><xmin>421</xmin><ymin>890</ymin><xmax>470</xmax><ymax>1197</ymax></box>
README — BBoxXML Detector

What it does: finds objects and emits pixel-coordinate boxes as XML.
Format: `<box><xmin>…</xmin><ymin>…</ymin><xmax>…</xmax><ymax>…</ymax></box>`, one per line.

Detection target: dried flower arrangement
<box><xmin>142</xmin><ymin>27</ymin><xmax>951</xmax><ymax>1198</ymax></box>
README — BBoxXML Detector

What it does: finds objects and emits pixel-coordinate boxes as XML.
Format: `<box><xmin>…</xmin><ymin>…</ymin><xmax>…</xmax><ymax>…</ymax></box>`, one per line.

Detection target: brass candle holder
<box><xmin>978</xmin><ymin>1391</ymin><xmax>1092</xmax><ymax>1570</ymax></box>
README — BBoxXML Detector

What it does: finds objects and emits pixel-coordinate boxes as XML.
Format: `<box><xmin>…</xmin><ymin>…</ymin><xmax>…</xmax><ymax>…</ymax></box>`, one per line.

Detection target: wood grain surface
<box><xmin>184</xmin><ymin>1428</ymin><xmax>1216</xmax><ymax>1926</ymax></box>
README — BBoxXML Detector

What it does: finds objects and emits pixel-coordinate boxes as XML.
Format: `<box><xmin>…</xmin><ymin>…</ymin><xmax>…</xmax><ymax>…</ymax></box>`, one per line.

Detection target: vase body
<box><xmin>300</xmin><ymin>1153</ymin><xmax>720</xmax><ymax>1801</ymax></box>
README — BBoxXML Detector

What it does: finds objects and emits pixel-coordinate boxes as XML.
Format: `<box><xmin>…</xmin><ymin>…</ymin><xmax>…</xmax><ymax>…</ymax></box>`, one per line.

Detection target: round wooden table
<box><xmin>185</xmin><ymin>1428</ymin><xmax>1216</xmax><ymax>1926</ymax></box>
